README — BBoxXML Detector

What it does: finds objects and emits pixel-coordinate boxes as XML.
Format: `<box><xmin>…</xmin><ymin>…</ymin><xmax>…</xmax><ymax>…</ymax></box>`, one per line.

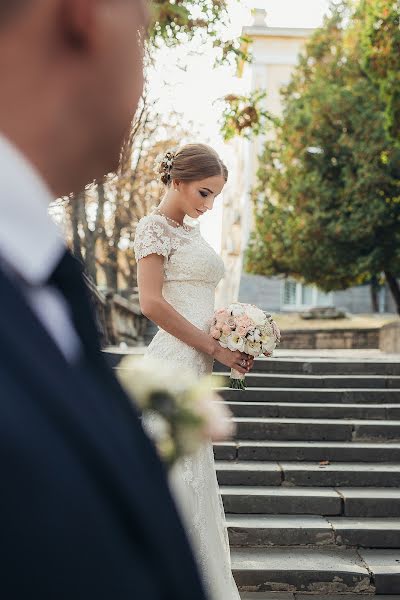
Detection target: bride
<box><xmin>133</xmin><ymin>143</ymin><xmax>253</xmax><ymax>600</ymax></box>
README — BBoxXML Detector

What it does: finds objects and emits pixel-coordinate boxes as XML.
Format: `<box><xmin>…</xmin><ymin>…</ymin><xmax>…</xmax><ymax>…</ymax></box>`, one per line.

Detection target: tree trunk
<box><xmin>370</xmin><ymin>276</ymin><xmax>379</xmax><ymax>313</ymax></box>
<box><xmin>104</xmin><ymin>244</ymin><xmax>119</xmax><ymax>292</ymax></box>
<box><xmin>70</xmin><ymin>192</ymin><xmax>84</xmax><ymax>262</ymax></box>
<box><xmin>84</xmin><ymin>234</ymin><xmax>98</xmax><ymax>284</ymax></box>
<box><xmin>384</xmin><ymin>271</ymin><xmax>400</xmax><ymax>316</ymax></box>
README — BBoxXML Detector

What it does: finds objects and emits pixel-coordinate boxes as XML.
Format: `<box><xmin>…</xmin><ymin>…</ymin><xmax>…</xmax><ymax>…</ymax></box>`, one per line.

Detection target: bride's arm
<box><xmin>137</xmin><ymin>254</ymin><xmax>250</xmax><ymax>374</ymax></box>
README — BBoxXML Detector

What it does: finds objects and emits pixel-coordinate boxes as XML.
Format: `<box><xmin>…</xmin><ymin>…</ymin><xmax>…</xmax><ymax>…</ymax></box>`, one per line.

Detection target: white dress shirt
<box><xmin>0</xmin><ymin>134</ymin><xmax>81</xmax><ymax>362</ymax></box>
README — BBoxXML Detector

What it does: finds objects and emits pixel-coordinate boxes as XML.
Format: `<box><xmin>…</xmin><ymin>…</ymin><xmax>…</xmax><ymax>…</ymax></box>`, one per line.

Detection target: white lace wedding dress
<box><xmin>134</xmin><ymin>212</ymin><xmax>240</xmax><ymax>600</ymax></box>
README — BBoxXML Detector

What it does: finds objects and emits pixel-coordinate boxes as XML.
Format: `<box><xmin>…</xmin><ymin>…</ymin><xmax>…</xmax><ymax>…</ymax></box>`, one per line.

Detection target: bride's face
<box><xmin>177</xmin><ymin>175</ymin><xmax>226</xmax><ymax>219</ymax></box>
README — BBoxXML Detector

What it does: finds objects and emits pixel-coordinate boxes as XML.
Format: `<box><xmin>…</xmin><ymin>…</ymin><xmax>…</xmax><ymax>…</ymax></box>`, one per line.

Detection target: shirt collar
<box><xmin>0</xmin><ymin>134</ymin><xmax>65</xmax><ymax>286</ymax></box>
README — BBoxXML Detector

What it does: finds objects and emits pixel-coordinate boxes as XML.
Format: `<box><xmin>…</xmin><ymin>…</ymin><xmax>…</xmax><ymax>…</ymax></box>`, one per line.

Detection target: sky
<box><xmin>149</xmin><ymin>0</ymin><xmax>332</xmax><ymax>251</ymax></box>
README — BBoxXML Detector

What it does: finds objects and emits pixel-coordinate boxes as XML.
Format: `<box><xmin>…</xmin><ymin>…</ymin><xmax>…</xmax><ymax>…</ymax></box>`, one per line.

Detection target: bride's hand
<box><xmin>211</xmin><ymin>340</ymin><xmax>252</xmax><ymax>375</ymax></box>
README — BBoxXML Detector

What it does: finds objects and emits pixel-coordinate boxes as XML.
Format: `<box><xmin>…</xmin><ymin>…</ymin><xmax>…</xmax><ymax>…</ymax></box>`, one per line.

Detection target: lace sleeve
<box><xmin>134</xmin><ymin>215</ymin><xmax>171</xmax><ymax>262</ymax></box>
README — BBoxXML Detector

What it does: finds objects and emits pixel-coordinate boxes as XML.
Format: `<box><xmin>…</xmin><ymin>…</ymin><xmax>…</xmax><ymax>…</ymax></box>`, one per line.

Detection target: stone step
<box><xmin>215</xmin><ymin>372</ymin><xmax>400</xmax><ymax>389</ymax></box>
<box><xmin>233</xmin><ymin>417</ymin><xmax>400</xmax><ymax>441</ymax></box>
<box><xmin>231</xmin><ymin>546</ymin><xmax>375</xmax><ymax>594</ymax></box>
<box><xmin>227</xmin><ymin>514</ymin><xmax>400</xmax><ymax>549</ymax></box>
<box><xmin>232</xmin><ymin>547</ymin><xmax>400</xmax><ymax>594</ymax></box>
<box><xmin>214</xmin><ymin>440</ymin><xmax>400</xmax><ymax>463</ymax></box>
<box><xmin>240</xmin><ymin>594</ymin><xmax>398</xmax><ymax>600</ymax></box>
<box><xmin>220</xmin><ymin>388</ymin><xmax>400</xmax><ymax>404</ymax></box>
<box><xmin>214</xmin><ymin>358</ymin><xmax>400</xmax><ymax>376</ymax></box>
<box><xmin>224</xmin><ymin>401</ymin><xmax>400</xmax><ymax>420</ymax></box>
<box><xmin>216</xmin><ymin>461</ymin><xmax>400</xmax><ymax>487</ymax></box>
<box><xmin>221</xmin><ymin>486</ymin><xmax>400</xmax><ymax>517</ymax></box>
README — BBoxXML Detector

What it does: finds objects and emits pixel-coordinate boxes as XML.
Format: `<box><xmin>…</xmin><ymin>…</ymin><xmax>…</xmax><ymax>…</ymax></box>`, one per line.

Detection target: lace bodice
<box><xmin>134</xmin><ymin>213</ymin><xmax>225</xmax><ymax>333</ymax></box>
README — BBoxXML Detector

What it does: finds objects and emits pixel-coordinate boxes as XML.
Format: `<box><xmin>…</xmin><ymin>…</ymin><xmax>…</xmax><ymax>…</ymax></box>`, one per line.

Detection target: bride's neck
<box><xmin>157</xmin><ymin>192</ymin><xmax>186</xmax><ymax>225</ymax></box>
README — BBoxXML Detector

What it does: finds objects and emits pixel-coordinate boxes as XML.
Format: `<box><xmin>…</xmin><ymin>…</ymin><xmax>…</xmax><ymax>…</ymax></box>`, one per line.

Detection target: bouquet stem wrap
<box><xmin>230</xmin><ymin>368</ymin><xmax>246</xmax><ymax>390</ymax></box>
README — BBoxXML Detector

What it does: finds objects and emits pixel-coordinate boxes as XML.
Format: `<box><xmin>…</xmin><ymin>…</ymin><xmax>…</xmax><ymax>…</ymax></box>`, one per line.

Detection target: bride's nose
<box><xmin>204</xmin><ymin>197</ymin><xmax>214</xmax><ymax>211</ymax></box>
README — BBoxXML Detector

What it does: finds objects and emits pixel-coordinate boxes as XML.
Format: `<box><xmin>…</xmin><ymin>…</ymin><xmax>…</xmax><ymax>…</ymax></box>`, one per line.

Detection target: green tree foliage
<box><xmin>359</xmin><ymin>0</ymin><xmax>400</xmax><ymax>144</ymax></box>
<box><xmin>219</xmin><ymin>90</ymin><xmax>275</xmax><ymax>141</ymax></box>
<box><xmin>246</xmin><ymin>1</ymin><xmax>400</xmax><ymax>313</ymax></box>
<box><xmin>149</xmin><ymin>0</ymin><xmax>252</xmax><ymax>67</ymax></box>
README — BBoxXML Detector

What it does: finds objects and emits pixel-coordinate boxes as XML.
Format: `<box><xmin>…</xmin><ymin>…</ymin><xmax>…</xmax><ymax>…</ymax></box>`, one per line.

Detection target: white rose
<box><xmin>253</xmin><ymin>329</ymin><xmax>261</xmax><ymax>342</ymax></box>
<box><xmin>219</xmin><ymin>334</ymin><xmax>229</xmax><ymax>348</ymax></box>
<box><xmin>246</xmin><ymin>305</ymin><xmax>267</xmax><ymax>326</ymax></box>
<box><xmin>262</xmin><ymin>337</ymin><xmax>276</xmax><ymax>355</ymax></box>
<box><xmin>244</xmin><ymin>340</ymin><xmax>262</xmax><ymax>357</ymax></box>
<box><xmin>118</xmin><ymin>356</ymin><xmax>196</xmax><ymax>410</ymax></box>
<box><xmin>230</xmin><ymin>303</ymin><xmax>245</xmax><ymax>317</ymax></box>
<box><xmin>227</xmin><ymin>333</ymin><xmax>245</xmax><ymax>352</ymax></box>
<box><xmin>142</xmin><ymin>411</ymin><xmax>170</xmax><ymax>442</ymax></box>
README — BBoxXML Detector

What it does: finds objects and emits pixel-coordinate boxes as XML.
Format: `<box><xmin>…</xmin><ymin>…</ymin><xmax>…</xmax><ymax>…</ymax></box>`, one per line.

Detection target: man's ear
<box><xmin>59</xmin><ymin>0</ymin><xmax>96</xmax><ymax>52</ymax></box>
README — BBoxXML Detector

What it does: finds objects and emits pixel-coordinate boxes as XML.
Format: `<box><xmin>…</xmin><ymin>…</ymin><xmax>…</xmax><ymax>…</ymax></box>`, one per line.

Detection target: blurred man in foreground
<box><xmin>0</xmin><ymin>2</ymin><xmax>207</xmax><ymax>598</ymax></box>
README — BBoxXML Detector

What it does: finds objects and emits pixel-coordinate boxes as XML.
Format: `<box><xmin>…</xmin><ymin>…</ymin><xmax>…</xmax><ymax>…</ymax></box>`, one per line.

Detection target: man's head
<box><xmin>0</xmin><ymin>0</ymin><xmax>150</xmax><ymax>195</ymax></box>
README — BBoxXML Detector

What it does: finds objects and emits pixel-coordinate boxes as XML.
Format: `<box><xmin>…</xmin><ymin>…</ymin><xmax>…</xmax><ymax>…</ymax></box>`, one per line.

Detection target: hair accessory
<box><xmin>161</xmin><ymin>151</ymin><xmax>176</xmax><ymax>183</ymax></box>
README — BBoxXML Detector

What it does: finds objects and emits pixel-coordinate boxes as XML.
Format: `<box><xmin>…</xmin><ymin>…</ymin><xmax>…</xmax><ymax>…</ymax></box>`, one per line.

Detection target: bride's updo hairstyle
<box><xmin>158</xmin><ymin>143</ymin><xmax>228</xmax><ymax>187</ymax></box>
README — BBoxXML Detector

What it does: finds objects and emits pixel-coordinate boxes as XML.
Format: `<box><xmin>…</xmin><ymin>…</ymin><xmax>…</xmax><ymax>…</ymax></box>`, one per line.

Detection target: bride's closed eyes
<box><xmin>199</xmin><ymin>191</ymin><xmax>209</xmax><ymax>198</ymax></box>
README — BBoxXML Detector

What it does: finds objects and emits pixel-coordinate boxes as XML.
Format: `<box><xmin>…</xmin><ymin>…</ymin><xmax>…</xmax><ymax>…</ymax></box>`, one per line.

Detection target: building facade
<box><xmin>219</xmin><ymin>8</ymin><xmax>395</xmax><ymax>314</ymax></box>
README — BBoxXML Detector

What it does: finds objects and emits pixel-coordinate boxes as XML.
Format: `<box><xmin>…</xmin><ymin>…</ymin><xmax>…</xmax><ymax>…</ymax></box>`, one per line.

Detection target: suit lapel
<box><xmin>0</xmin><ymin>268</ymin><xmax>203</xmax><ymax>597</ymax></box>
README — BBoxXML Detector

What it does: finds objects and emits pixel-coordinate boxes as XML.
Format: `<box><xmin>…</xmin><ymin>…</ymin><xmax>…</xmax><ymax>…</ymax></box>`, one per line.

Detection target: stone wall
<box><xmin>239</xmin><ymin>273</ymin><xmax>283</xmax><ymax>312</ymax></box>
<box><xmin>280</xmin><ymin>328</ymin><xmax>379</xmax><ymax>350</ymax></box>
<box><xmin>380</xmin><ymin>321</ymin><xmax>400</xmax><ymax>354</ymax></box>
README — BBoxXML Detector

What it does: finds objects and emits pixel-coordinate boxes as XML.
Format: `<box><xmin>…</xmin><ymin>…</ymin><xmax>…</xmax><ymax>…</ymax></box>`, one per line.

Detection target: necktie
<box><xmin>48</xmin><ymin>251</ymin><xmax>101</xmax><ymax>360</ymax></box>
<box><xmin>48</xmin><ymin>251</ymin><xmax>134</xmax><ymax>412</ymax></box>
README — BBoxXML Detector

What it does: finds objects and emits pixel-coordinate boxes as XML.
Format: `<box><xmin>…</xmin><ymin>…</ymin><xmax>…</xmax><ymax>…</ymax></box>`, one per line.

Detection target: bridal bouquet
<box><xmin>210</xmin><ymin>302</ymin><xmax>281</xmax><ymax>390</ymax></box>
<box><xmin>118</xmin><ymin>357</ymin><xmax>235</xmax><ymax>468</ymax></box>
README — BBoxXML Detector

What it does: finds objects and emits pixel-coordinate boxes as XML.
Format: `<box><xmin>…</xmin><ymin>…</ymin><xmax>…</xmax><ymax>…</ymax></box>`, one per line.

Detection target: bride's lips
<box><xmin>196</xmin><ymin>209</ymin><xmax>205</xmax><ymax>215</ymax></box>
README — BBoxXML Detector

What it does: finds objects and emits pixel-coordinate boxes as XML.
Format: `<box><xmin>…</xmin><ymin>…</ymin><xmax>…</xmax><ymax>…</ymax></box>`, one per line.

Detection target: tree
<box><xmin>359</xmin><ymin>0</ymin><xmax>400</xmax><ymax>145</ymax></box>
<box><xmin>54</xmin><ymin>0</ymin><xmax>251</xmax><ymax>293</ymax></box>
<box><xmin>245</xmin><ymin>2</ymin><xmax>400</xmax><ymax>314</ymax></box>
<box><xmin>149</xmin><ymin>0</ymin><xmax>252</xmax><ymax>68</ymax></box>
<box><xmin>219</xmin><ymin>90</ymin><xmax>275</xmax><ymax>142</ymax></box>
<box><xmin>58</xmin><ymin>105</ymin><xmax>189</xmax><ymax>293</ymax></box>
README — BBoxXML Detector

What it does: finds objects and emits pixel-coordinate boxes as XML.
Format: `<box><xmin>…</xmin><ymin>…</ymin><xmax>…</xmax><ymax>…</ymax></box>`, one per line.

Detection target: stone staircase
<box><xmin>213</xmin><ymin>356</ymin><xmax>400</xmax><ymax>596</ymax></box>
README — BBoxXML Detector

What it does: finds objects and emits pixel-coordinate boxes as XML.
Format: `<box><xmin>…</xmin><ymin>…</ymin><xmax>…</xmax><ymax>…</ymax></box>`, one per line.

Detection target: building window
<box><xmin>282</xmin><ymin>280</ymin><xmax>333</xmax><ymax>310</ymax></box>
<box><xmin>283</xmin><ymin>280</ymin><xmax>297</xmax><ymax>306</ymax></box>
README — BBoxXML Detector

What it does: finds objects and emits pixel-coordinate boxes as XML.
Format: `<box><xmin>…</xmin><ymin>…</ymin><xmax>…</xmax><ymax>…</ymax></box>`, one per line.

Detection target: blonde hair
<box><xmin>159</xmin><ymin>143</ymin><xmax>228</xmax><ymax>186</ymax></box>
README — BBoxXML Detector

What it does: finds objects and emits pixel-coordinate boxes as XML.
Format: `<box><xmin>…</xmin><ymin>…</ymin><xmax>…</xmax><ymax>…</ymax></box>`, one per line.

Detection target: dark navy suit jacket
<box><xmin>0</xmin><ymin>263</ymin><xmax>206</xmax><ymax>600</ymax></box>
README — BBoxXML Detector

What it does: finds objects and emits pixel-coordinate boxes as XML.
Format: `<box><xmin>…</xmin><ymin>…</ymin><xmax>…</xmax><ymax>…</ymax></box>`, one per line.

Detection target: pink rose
<box><xmin>210</xmin><ymin>327</ymin><xmax>221</xmax><ymax>339</ymax></box>
<box><xmin>235</xmin><ymin>314</ymin><xmax>254</xmax><ymax>334</ymax></box>
<box><xmin>215</xmin><ymin>308</ymin><xmax>229</xmax><ymax>320</ymax></box>
<box><xmin>226</xmin><ymin>317</ymin><xmax>236</xmax><ymax>329</ymax></box>
<box><xmin>237</xmin><ymin>326</ymin><xmax>247</xmax><ymax>337</ymax></box>
<box><xmin>222</xmin><ymin>324</ymin><xmax>231</xmax><ymax>335</ymax></box>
